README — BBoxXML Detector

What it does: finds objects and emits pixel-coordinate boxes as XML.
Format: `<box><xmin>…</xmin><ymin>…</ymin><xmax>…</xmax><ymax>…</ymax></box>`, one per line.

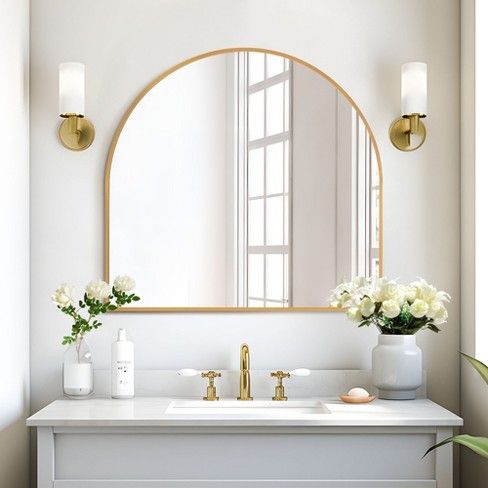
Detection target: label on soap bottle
<box><xmin>111</xmin><ymin>329</ymin><xmax>134</xmax><ymax>398</ymax></box>
<box><xmin>113</xmin><ymin>359</ymin><xmax>134</xmax><ymax>397</ymax></box>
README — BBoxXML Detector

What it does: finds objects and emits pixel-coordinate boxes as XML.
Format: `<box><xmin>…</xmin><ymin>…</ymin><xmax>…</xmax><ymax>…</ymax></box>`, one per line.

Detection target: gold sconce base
<box><xmin>389</xmin><ymin>115</ymin><xmax>426</xmax><ymax>152</ymax></box>
<box><xmin>59</xmin><ymin>116</ymin><xmax>95</xmax><ymax>151</ymax></box>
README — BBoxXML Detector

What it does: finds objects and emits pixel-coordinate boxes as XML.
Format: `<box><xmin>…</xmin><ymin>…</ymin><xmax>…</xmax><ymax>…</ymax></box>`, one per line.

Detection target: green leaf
<box><xmin>424</xmin><ymin>435</ymin><xmax>488</xmax><ymax>460</ymax></box>
<box><xmin>461</xmin><ymin>353</ymin><xmax>488</xmax><ymax>386</ymax></box>
<box><xmin>62</xmin><ymin>335</ymin><xmax>74</xmax><ymax>345</ymax></box>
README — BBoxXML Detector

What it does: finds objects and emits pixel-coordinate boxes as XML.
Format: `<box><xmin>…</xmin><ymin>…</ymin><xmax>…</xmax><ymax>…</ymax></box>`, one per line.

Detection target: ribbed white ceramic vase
<box><xmin>372</xmin><ymin>335</ymin><xmax>422</xmax><ymax>400</ymax></box>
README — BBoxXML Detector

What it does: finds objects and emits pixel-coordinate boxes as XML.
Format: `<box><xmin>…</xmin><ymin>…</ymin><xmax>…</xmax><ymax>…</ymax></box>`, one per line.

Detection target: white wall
<box><xmin>30</xmin><ymin>0</ymin><xmax>460</xmax><ymax>424</ymax></box>
<box><xmin>0</xmin><ymin>0</ymin><xmax>30</xmax><ymax>487</ymax></box>
<box><xmin>460</xmin><ymin>0</ymin><xmax>488</xmax><ymax>485</ymax></box>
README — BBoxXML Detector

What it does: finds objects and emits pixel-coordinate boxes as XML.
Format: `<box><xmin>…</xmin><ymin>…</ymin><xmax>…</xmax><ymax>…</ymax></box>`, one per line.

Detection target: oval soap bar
<box><xmin>347</xmin><ymin>387</ymin><xmax>370</xmax><ymax>398</ymax></box>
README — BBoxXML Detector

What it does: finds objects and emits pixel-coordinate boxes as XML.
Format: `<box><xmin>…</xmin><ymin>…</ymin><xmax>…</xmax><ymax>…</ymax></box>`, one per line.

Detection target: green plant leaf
<box><xmin>427</xmin><ymin>323</ymin><xmax>440</xmax><ymax>333</ymax></box>
<box><xmin>424</xmin><ymin>435</ymin><xmax>488</xmax><ymax>460</ymax></box>
<box><xmin>461</xmin><ymin>353</ymin><xmax>488</xmax><ymax>386</ymax></box>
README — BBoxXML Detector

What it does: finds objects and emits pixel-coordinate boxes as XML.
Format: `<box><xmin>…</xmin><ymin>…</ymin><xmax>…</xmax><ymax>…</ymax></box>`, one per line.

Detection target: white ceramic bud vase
<box><xmin>372</xmin><ymin>335</ymin><xmax>422</xmax><ymax>400</ymax></box>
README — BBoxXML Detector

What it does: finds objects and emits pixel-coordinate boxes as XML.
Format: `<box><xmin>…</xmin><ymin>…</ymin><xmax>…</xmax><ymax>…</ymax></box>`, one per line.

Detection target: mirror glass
<box><xmin>106</xmin><ymin>50</ymin><xmax>382</xmax><ymax>310</ymax></box>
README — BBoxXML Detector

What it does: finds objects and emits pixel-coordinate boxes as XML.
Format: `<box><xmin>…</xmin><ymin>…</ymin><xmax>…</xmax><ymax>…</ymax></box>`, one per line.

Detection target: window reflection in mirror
<box><xmin>107</xmin><ymin>50</ymin><xmax>381</xmax><ymax>309</ymax></box>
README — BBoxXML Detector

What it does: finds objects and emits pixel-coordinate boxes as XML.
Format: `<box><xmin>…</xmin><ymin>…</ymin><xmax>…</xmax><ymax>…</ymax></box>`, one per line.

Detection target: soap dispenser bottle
<box><xmin>111</xmin><ymin>328</ymin><xmax>134</xmax><ymax>398</ymax></box>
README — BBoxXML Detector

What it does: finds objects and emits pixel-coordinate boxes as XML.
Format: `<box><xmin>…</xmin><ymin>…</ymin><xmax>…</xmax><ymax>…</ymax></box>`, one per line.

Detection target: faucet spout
<box><xmin>237</xmin><ymin>343</ymin><xmax>253</xmax><ymax>400</ymax></box>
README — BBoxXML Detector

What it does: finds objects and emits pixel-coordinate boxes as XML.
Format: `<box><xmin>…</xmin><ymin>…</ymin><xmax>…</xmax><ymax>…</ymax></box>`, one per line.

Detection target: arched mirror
<box><xmin>105</xmin><ymin>49</ymin><xmax>382</xmax><ymax>311</ymax></box>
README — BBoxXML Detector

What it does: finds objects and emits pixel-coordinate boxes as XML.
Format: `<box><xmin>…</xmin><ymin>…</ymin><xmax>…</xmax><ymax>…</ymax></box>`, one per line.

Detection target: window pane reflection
<box><xmin>248</xmin><ymin>148</ymin><xmax>264</xmax><ymax>197</ymax></box>
<box><xmin>248</xmin><ymin>254</ymin><xmax>264</xmax><ymax>298</ymax></box>
<box><xmin>266</xmin><ymin>142</ymin><xmax>284</xmax><ymax>195</ymax></box>
<box><xmin>248</xmin><ymin>199</ymin><xmax>264</xmax><ymax>246</ymax></box>
<box><xmin>248</xmin><ymin>52</ymin><xmax>265</xmax><ymax>85</ymax></box>
<box><xmin>266</xmin><ymin>83</ymin><xmax>284</xmax><ymax>136</ymax></box>
<box><xmin>248</xmin><ymin>90</ymin><xmax>264</xmax><ymax>141</ymax></box>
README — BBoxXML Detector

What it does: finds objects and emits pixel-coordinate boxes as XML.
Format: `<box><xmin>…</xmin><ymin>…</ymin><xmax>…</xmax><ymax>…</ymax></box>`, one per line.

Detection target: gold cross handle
<box><xmin>270</xmin><ymin>370</ymin><xmax>291</xmax><ymax>401</ymax></box>
<box><xmin>201</xmin><ymin>371</ymin><xmax>221</xmax><ymax>401</ymax></box>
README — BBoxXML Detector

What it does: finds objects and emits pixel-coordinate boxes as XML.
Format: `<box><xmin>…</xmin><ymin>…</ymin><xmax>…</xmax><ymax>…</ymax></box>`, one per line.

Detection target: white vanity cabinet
<box><xmin>28</xmin><ymin>397</ymin><xmax>462</xmax><ymax>488</ymax></box>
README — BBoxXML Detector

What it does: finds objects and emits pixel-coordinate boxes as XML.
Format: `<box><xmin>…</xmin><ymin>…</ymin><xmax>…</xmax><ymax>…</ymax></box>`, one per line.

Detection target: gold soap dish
<box><xmin>340</xmin><ymin>395</ymin><xmax>376</xmax><ymax>404</ymax></box>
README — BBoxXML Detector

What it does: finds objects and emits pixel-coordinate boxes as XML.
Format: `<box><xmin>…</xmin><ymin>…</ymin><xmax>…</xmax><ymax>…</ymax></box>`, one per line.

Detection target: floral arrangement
<box><xmin>52</xmin><ymin>276</ymin><xmax>140</xmax><ymax>345</ymax></box>
<box><xmin>329</xmin><ymin>276</ymin><xmax>450</xmax><ymax>335</ymax></box>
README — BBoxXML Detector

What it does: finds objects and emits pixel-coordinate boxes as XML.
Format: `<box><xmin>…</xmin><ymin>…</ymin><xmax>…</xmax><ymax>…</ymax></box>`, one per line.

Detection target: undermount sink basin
<box><xmin>165</xmin><ymin>399</ymin><xmax>330</xmax><ymax>416</ymax></box>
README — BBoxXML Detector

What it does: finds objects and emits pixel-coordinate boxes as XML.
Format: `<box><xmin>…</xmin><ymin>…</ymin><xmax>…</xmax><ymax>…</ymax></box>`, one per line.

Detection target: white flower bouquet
<box><xmin>329</xmin><ymin>276</ymin><xmax>450</xmax><ymax>335</ymax></box>
<box><xmin>52</xmin><ymin>276</ymin><xmax>140</xmax><ymax>345</ymax></box>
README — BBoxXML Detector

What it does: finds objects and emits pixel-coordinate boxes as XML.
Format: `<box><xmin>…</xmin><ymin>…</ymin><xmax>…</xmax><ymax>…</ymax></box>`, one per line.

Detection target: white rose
<box><xmin>86</xmin><ymin>279</ymin><xmax>111</xmax><ymax>301</ymax></box>
<box><xmin>329</xmin><ymin>277</ymin><xmax>377</xmax><ymax>308</ymax></box>
<box><xmin>373</xmin><ymin>277</ymin><xmax>388</xmax><ymax>289</ymax></box>
<box><xmin>422</xmin><ymin>286</ymin><xmax>437</xmax><ymax>302</ymax></box>
<box><xmin>392</xmin><ymin>284</ymin><xmax>411</xmax><ymax>307</ymax></box>
<box><xmin>52</xmin><ymin>283</ymin><xmax>73</xmax><ymax>308</ymax></box>
<box><xmin>114</xmin><ymin>275</ymin><xmax>135</xmax><ymax>293</ymax></box>
<box><xmin>329</xmin><ymin>286</ymin><xmax>349</xmax><ymax>306</ymax></box>
<box><xmin>372</xmin><ymin>279</ymin><xmax>399</xmax><ymax>302</ymax></box>
<box><xmin>359</xmin><ymin>297</ymin><xmax>376</xmax><ymax>318</ymax></box>
<box><xmin>426</xmin><ymin>300</ymin><xmax>442</xmax><ymax>319</ymax></box>
<box><xmin>371</xmin><ymin>286</ymin><xmax>385</xmax><ymax>302</ymax></box>
<box><xmin>381</xmin><ymin>299</ymin><xmax>401</xmax><ymax>319</ymax></box>
<box><xmin>435</xmin><ymin>290</ymin><xmax>451</xmax><ymax>303</ymax></box>
<box><xmin>412</xmin><ymin>278</ymin><xmax>438</xmax><ymax>303</ymax></box>
<box><xmin>346</xmin><ymin>307</ymin><xmax>363</xmax><ymax>322</ymax></box>
<box><xmin>433</xmin><ymin>305</ymin><xmax>448</xmax><ymax>325</ymax></box>
<box><xmin>338</xmin><ymin>292</ymin><xmax>353</xmax><ymax>307</ymax></box>
<box><xmin>409</xmin><ymin>298</ymin><xmax>429</xmax><ymax>318</ymax></box>
<box><xmin>404</xmin><ymin>285</ymin><xmax>417</xmax><ymax>302</ymax></box>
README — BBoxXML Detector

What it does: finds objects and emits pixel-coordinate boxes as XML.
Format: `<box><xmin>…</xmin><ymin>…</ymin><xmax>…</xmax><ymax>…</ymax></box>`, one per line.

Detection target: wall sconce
<box><xmin>389</xmin><ymin>62</ymin><xmax>427</xmax><ymax>152</ymax></box>
<box><xmin>58</xmin><ymin>62</ymin><xmax>95</xmax><ymax>151</ymax></box>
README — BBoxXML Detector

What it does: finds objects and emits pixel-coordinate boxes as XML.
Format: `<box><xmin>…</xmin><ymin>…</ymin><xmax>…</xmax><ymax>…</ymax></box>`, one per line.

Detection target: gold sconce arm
<box><xmin>270</xmin><ymin>371</ymin><xmax>291</xmax><ymax>401</ymax></box>
<box><xmin>59</xmin><ymin>113</ymin><xmax>95</xmax><ymax>151</ymax></box>
<box><xmin>201</xmin><ymin>370</ymin><xmax>221</xmax><ymax>401</ymax></box>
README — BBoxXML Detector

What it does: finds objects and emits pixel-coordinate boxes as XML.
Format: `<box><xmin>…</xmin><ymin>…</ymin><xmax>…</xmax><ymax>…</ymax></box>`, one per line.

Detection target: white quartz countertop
<box><xmin>27</xmin><ymin>397</ymin><xmax>463</xmax><ymax>428</ymax></box>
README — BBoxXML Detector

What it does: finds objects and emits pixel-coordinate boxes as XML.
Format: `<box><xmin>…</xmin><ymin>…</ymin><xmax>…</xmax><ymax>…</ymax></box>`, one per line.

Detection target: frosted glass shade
<box><xmin>401</xmin><ymin>62</ymin><xmax>427</xmax><ymax>116</ymax></box>
<box><xmin>59</xmin><ymin>62</ymin><xmax>85</xmax><ymax>116</ymax></box>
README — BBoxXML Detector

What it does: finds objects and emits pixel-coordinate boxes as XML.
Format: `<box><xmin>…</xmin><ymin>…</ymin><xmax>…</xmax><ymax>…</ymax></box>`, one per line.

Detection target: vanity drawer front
<box><xmin>54</xmin><ymin>432</ymin><xmax>435</xmax><ymax>481</ymax></box>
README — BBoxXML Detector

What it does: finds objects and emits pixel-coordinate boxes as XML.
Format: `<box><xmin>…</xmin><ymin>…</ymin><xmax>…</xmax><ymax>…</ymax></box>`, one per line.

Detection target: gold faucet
<box><xmin>237</xmin><ymin>343</ymin><xmax>253</xmax><ymax>400</ymax></box>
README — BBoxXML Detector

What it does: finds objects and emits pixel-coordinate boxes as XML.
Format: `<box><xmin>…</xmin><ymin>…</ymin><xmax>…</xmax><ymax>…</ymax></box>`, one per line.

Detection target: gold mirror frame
<box><xmin>104</xmin><ymin>47</ymin><xmax>383</xmax><ymax>313</ymax></box>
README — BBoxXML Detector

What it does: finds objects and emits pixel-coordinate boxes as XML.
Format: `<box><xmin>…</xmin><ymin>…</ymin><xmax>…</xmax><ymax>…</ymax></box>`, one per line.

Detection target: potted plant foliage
<box><xmin>425</xmin><ymin>353</ymin><xmax>488</xmax><ymax>458</ymax></box>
